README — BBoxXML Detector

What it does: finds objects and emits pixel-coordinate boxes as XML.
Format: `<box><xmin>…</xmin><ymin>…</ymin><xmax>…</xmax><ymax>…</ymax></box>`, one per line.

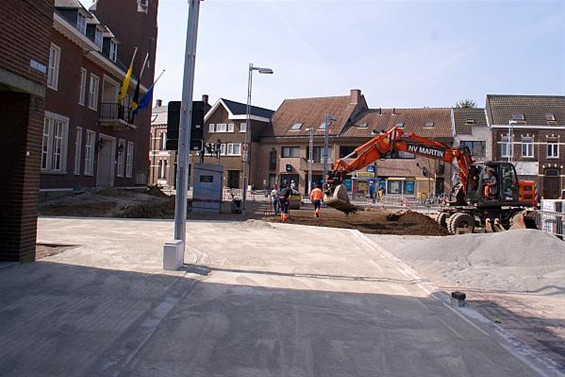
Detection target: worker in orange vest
<box><xmin>310</xmin><ymin>184</ymin><xmax>324</xmax><ymax>218</ymax></box>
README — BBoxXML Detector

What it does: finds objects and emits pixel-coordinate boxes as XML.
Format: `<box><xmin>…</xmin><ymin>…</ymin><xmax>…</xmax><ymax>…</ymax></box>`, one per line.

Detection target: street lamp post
<box><xmin>322</xmin><ymin>114</ymin><xmax>337</xmax><ymax>181</ymax></box>
<box><xmin>306</xmin><ymin>127</ymin><xmax>314</xmax><ymax>194</ymax></box>
<box><xmin>242</xmin><ymin>63</ymin><xmax>273</xmax><ymax>212</ymax></box>
<box><xmin>508</xmin><ymin>120</ymin><xmax>516</xmax><ymax>163</ymax></box>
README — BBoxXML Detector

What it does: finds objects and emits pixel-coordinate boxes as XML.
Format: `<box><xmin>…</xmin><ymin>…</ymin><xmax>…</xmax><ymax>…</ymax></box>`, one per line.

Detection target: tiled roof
<box><xmin>54</xmin><ymin>0</ymin><xmax>84</xmax><ymax>9</ymax></box>
<box><xmin>220</xmin><ymin>98</ymin><xmax>275</xmax><ymax>119</ymax></box>
<box><xmin>342</xmin><ymin>108</ymin><xmax>453</xmax><ymax>139</ymax></box>
<box><xmin>151</xmin><ymin>105</ymin><xmax>168</xmax><ymax>126</ymax></box>
<box><xmin>270</xmin><ymin>91</ymin><xmax>366</xmax><ymax>137</ymax></box>
<box><xmin>486</xmin><ymin>94</ymin><xmax>565</xmax><ymax>126</ymax></box>
<box><xmin>453</xmin><ymin>108</ymin><xmax>488</xmax><ymax>135</ymax></box>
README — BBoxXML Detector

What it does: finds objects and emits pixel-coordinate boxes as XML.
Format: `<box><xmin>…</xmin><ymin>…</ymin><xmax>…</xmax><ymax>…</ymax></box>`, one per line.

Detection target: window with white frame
<box><xmin>521</xmin><ymin>136</ymin><xmax>534</xmax><ymax>158</ymax></box>
<box><xmin>41</xmin><ymin>113</ymin><xmax>69</xmax><ymax>172</ymax></box>
<box><xmin>282</xmin><ymin>146</ymin><xmax>300</xmax><ymax>158</ymax></box>
<box><xmin>84</xmin><ymin>130</ymin><xmax>96</xmax><ymax>176</ymax></box>
<box><xmin>227</xmin><ymin>123</ymin><xmax>235</xmax><ymax>132</ymax></box>
<box><xmin>109</xmin><ymin>40</ymin><xmax>118</xmax><ymax>62</ymax></box>
<box><xmin>94</xmin><ymin>27</ymin><xmax>103</xmax><ymax>49</ymax></box>
<box><xmin>126</xmin><ymin>141</ymin><xmax>134</xmax><ymax>178</ymax></box>
<box><xmin>500</xmin><ymin>135</ymin><xmax>511</xmax><ymax>158</ymax></box>
<box><xmin>47</xmin><ymin>44</ymin><xmax>61</xmax><ymax>90</ymax></box>
<box><xmin>158</xmin><ymin>160</ymin><xmax>167</xmax><ymax>179</ymax></box>
<box><xmin>76</xmin><ymin>12</ymin><xmax>87</xmax><ymax>34</ymax></box>
<box><xmin>78</xmin><ymin>68</ymin><xmax>87</xmax><ymax>105</ymax></box>
<box><xmin>74</xmin><ymin>127</ymin><xmax>82</xmax><ymax>175</ymax></box>
<box><xmin>117</xmin><ymin>139</ymin><xmax>126</xmax><ymax>177</ymax></box>
<box><xmin>547</xmin><ymin>138</ymin><xmax>559</xmax><ymax>158</ymax></box>
<box><xmin>88</xmin><ymin>74</ymin><xmax>99</xmax><ymax>110</ymax></box>
<box><xmin>208</xmin><ymin>124</ymin><xmax>215</xmax><ymax>132</ymax></box>
<box><xmin>161</xmin><ymin>132</ymin><xmax>167</xmax><ymax>150</ymax></box>
<box><xmin>215</xmin><ymin>123</ymin><xmax>227</xmax><ymax>132</ymax></box>
<box><xmin>224</xmin><ymin>143</ymin><xmax>241</xmax><ymax>156</ymax></box>
<box><xmin>240</xmin><ymin>123</ymin><xmax>247</xmax><ymax>133</ymax></box>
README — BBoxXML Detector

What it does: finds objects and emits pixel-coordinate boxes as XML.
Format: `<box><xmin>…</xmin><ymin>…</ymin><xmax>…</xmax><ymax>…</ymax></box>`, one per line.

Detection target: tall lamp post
<box><xmin>322</xmin><ymin>114</ymin><xmax>337</xmax><ymax>181</ymax></box>
<box><xmin>306</xmin><ymin>127</ymin><xmax>314</xmax><ymax>195</ymax></box>
<box><xmin>508</xmin><ymin>120</ymin><xmax>516</xmax><ymax>163</ymax></box>
<box><xmin>242</xmin><ymin>63</ymin><xmax>273</xmax><ymax>212</ymax></box>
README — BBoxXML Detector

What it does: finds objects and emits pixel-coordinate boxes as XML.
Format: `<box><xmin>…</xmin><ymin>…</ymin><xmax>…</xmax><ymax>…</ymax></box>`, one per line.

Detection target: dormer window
<box><xmin>318</xmin><ymin>122</ymin><xmax>327</xmax><ymax>129</ymax></box>
<box><xmin>396</xmin><ymin>122</ymin><xmax>404</xmax><ymax>128</ymax></box>
<box><xmin>77</xmin><ymin>12</ymin><xmax>87</xmax><ymax>34</ymax></box>
<box><xmin>358</xmin><ymin>123</ymin><xmax>368</xmax><ymax>128</ymax></box>
<box><xmin>546</xmin><ymin>113</ymin><xmax>556</xmax><ymax>121</ymax></box>
<box><xmin>109</xmin><ymin>40</ymin><xmax>118</xmax><ymax>62</ymax></box>
<box><xmin>291</xmin><ymin>123</ymin><xmax>302</xmax><ymax>131</ymax></box>
<box><xmin>424</xmin><ymin>122</ymin><xmax>434</xmax><ymax>129</ymax></box>
<box><xmin>512</xmin><ymin>113</ymin><xmax>525</xmax><ymax>121</ymax></box>
<box><xmin>94</xmin><ymin>27</ymin><xmax>103</xmax><ymax>49</ymax></box>
<box><xmin>138</xmin><ymin>0</ymin><xmax>149</xmax><ymax>13</ymax></box>
<box><xmin>465</xmin><ymin>118</ymin><xmax>476</xmax><ymax>125</ymax></box>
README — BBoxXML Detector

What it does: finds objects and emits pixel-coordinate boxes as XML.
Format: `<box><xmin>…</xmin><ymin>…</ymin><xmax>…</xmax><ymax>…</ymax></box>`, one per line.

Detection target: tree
<box><xmin>455</xmin><ymin>99</ymin><xmax>477</xmax><ymax>108</ymax></box>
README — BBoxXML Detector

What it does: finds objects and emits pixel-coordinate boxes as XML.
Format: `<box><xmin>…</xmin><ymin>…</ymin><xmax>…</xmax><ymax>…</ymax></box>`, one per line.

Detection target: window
<box><xmin>117</xmin><ymin>139</ymin><xmax>126</xmax><ymax>177</ymax></box>
<box><xmin>78</xmin><ymin>68</ymin><xmax>87</xmax><ymax>105</ymax></box>
<box><xmin>88</xmin><ymin>74</ymin><xmax>99</xmax><ymax>110</ymax></box>
<box><xmin>521</xmin><ymin>136</ymin><xmax>534</xmax><ymax>158</ymax></box>
<box><xmin>512</xmin><ymin>113</ymin><xmax>525</xmax><ymax>121</ymax></box>
<box><xmin>126</xmin><ymin>141</ymin><xmax>134</xmax><ymax>178</ymax></box>
<box><xmin>291</xmin><ymin>123</ymin><xmax>303</xmax><ymax>131</ymax></box>
<box><xmin>240</xmin><ymin>123</ymin><xmax>247</xmax><ymax>133</ymax></box>
<box><xmin>47</xmin><ymin>44</ymin><xmax>61</xmax><ymax>90</ymax></box>
<box><xmin>74</xmin><ymin>127</ymin><xmax>82</xmax><ymax>175</ymax></box>
<box><xmin>158</xmin><ymin>160</ymin><xmax>167</xmax><ymax>179</ymax></box>
<box><xmin>225</xmin><ymin>143</ymin><xmax>241</xmax><ymax>156</ymax></box>
<box><xmin>395</xmin><ymin>122</ymin><xmax>404</xmax><ymax>128</ymax></box>
<box><xmin>318</xmin><ymin>122</ymin><xmax>328</xmax><ymax>129</ymax></box>
<box><xmin>161</xmin><ymin>132</ymin><xmax>167</xmax><ymax>150</ymax></box>
<box><xmin>215</xmin><ymin>123</ymin><xmax>227</xmax><ymax>132</ymax></box>
<box><xmin>84</xmin><ymin>130</ymin><xmax>96</xmax><ymax>176</ymax></box>
<box><xmin>209</xmin><ymin>124</ymin><xmax>215</xmax><ymax>132</ymax></box>
<box><xmin>281</xmin><ymin>146</ymin><xmax>300</xmax><ymax>158</ymax></box>
<box><xmin>390</xmin><ymin>150</ymin><xmax>414</xmax><ymax>159</ymax></box>
<box><xmin>460</xmin><ymin>141</ymin><xmax>486</xmax><ymax>158</ymax></box>
<box><xmin>547</xmin><ymin>138</ymin><xmax>559</xmax><ymax>158</ymax></box>
<box><xmin>465</xmin><ymin>118</ymin><xmax>476</xmax><ymax>125</ymax></box>
<box><xmin>500</xmin><ymin>135</ymin><xmax>511</xmax><ymax>158</ymax></box>
<box><xmin>358</xmin><ymin>123</ymin><xmax>368</xmax><ymax>129</ymax></box>
<box><xmin>424</xmin><ymin>122</ymin><xmax>434</xmax><ymax>129</ymax></box>
<box><xmin>109</xmin><ymin>40</ymin><xmax>118</xmax><ymax>62</ymax></box>
<box><xmin>41</xmin><ymin>113</ymin><xmax>69</xmax><ymax>172</ymax></box>
<box><xmin>227</xmin><ymin>123</ymin><xmax>235</xmax><ymax>132</ymax></box>
<box><xmin>94</xmin><ymin>27</ymin><xmax>103</xmax><ymax>49</ymax></box>
<box><xmin>306</xmin><ymin>146</ymin><xmax>325</xmax><ymax>163</ymax></box>
<box><xmin>269</xmin><ymin>149</ymin><xmax>277</xmax><ymax>170</ymax></box>
<box><xmin>76</xmin><ymin>12</ymin><xmax>87</xmax><ymax>34</ymax></box>
<box><xmin>138</xmin><ymin>0</ymin><xmax>149</xmax><ymax>13</ymax></box>
<box><xmin>546</xmin><ymin>113</ymin><xmax>556</xmax><ymax>122</ymax></box>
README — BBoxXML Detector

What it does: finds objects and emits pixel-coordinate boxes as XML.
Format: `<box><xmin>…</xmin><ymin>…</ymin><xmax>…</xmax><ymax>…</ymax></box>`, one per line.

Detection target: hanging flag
<box><xmin>118</xmin><ymin>47</ymin><xmax>138</xmax><ymax>102</ymax></box>
<box><xmin>129</xmin><ymin>81</ymin><xmax>141</xmax><ymax>123</ymax></box>
<box><xmin>132</xmin><ymin>85</ymin><xmax>154</xmax><ymax>116</ymax></box>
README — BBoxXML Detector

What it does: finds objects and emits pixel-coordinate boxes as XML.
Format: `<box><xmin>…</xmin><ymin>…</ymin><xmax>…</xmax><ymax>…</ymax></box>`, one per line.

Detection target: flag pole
<box><xmin>138</xmin><ymin>53</ymin><xmax>149</xmax><ymax>82</ymax></box>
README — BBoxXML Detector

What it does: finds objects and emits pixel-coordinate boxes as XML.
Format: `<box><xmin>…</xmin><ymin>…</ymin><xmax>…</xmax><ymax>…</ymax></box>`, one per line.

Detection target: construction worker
<box><xmin>310</xmin><ymin>184</ymin><xmax>324</xmax><ymax>217</ymax></box>
<box><xmin>279</xmin><ymin>184</ymin><xmax>291</xmax><ymax>222</ymax></box>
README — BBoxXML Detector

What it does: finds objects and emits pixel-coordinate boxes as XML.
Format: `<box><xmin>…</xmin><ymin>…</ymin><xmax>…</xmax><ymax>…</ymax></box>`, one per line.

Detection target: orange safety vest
<box><xmin>310</xmin><ymin>188</ymin><xmax>324</xmax><ymax>201</ymax></box>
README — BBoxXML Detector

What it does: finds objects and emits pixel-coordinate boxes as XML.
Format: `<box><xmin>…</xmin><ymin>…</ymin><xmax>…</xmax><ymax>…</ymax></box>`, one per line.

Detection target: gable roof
<box><xmin>151</xmin><ymin>104</ymin><xmax>168</xmax><ymax>126</ymax></box>
<box><xmin>486</xmin><ymin>94</ymin><xmax>565</xmax><ymax>127</ymax></box>
<box><xmin>204</xmin><ymin>98</ymin><xmax>274</xmax><ymax>123</ymax></box>
<box><xmin>452</xmin><ymin>108</ymin><xmax>488</xmax><ymax>135</ymax></box>
<box><xmin>270</xmin><ymin>90</ymin><xmax>368</xmax><ymax>137</ymax></box>
<box><xmin>341</xmin><ymin>108</ymin><xmax>453</xmax><ymax>139</ymax></box>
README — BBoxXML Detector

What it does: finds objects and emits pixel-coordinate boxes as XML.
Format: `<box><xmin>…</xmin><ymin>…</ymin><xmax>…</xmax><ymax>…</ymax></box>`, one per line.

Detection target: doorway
<box><xmin>227</xmin><ymin>170</ymin><xmax>240</xmax><ymax>189</ymax></box>
<box><xmin>544</xmin><ymin>169</ymin><xmax>560</xmax><ymax>199</ymax></box>
<box><xmin>96</xmin><ymin>135</ymin><xmax>115</xmax><ymax>188</ymax></box>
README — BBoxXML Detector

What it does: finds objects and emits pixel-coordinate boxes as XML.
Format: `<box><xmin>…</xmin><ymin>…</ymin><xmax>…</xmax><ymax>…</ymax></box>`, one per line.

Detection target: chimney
<box><xmin>202</xmin><ymin>94</ymin><xmax>209</xmax><ymax>104</ymax></box>
<box><xmin>350</xmin><ymin>89</ymin><xmax>361</xmax><ymax>105</ymax></box>
<box><xmin>155</xmin><ymin>99</ymin><xmax>162</xmax><ymax>107</ymax></box>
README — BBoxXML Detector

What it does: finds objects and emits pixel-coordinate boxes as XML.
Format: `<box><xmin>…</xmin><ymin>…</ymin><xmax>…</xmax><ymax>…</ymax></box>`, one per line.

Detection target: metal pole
<box><xmin>242</xmin><ymin>63</ymin><xmax>253</xmax><ymax>212</ymax></box>
<box><xmin>322</xmin><ymin>114</ymin><xmax>336</xmax><ymax>180</ymax></box>
<box><xmin>173</xmin><ymin>0</ymin><xmax>201</xmax><ymax>241</ymax></box>
<box><xmin>308</xmin><ymin>127</ymin><xmax>313</xmax><ymax>194</ymax></box>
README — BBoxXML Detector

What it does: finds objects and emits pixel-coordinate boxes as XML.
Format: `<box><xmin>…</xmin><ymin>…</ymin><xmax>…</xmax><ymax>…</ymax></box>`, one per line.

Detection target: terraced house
<box><xmin>42</xmin><ymin>0</ymin><xmax>158</xmax><ymax>191</ymax></box>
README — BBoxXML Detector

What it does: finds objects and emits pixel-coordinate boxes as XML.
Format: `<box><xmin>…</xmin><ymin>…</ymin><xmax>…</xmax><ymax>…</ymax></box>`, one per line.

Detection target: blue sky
<box><xmin>80</xmin><ymin>0</ymin><xmax>564</xmax><ymax>111</ymax></box>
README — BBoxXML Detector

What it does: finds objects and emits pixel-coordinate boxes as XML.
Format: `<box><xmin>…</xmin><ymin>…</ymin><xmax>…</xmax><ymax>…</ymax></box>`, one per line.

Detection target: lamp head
<box><xmin>250</xmin><ymin>66</ymin><xmax>274</xmax><ymax>74</ymax></box>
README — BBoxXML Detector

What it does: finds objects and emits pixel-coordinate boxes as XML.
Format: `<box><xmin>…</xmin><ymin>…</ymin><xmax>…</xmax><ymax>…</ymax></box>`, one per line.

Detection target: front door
<box><xmin>227</xmin><ymin>170</ymin><xmax>240</xmax><ymax>189</ymax></box>
<box><xmin>544</xmin><ymin>168</ymin><xmax>560</xmax><ymax>199</ymax></box>
<box><xmin>96</xmin><ymin>136</ymin><xmax>115</xmax><ymax>188</ymax></box>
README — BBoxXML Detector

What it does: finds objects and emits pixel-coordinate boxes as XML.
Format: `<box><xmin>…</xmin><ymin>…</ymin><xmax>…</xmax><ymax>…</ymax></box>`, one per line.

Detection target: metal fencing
<box><xmin>535</xmin><ymin>210</ymin><xmax>565</xmax><ymax>239</ymax></box>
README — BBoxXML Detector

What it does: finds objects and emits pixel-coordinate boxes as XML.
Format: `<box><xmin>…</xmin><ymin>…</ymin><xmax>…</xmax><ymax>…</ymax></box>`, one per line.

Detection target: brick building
<box><xmin>41</xmin><ymin>0</ymin><xmax>158</xmax><ymax>191</ymax></box>
<box><xmin>0</xmin><ymin>0</ymin><xmax>54</xmax><ymax>262</ymax></box>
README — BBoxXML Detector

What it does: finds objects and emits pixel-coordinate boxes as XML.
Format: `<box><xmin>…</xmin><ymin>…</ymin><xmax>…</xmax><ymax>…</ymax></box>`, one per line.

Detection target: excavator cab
<box><xmin>465</xmin><ymin>162</ymin><xmax>520</xmax><ymax>205</ymax></box>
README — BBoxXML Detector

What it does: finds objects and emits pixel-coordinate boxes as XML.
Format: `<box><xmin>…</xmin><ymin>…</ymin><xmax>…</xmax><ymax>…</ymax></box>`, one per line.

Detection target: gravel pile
<box><xmin>389</xmin><ymin>229</ymin><xmax>565</xmax><ymax>295</ymax></box>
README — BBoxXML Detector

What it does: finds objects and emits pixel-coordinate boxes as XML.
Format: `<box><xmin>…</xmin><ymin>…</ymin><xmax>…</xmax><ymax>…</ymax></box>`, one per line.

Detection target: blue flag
<box><xmin>132</xmin><ymin>85</ymin><xmax>154</xmax><ymax>116</ymax></box>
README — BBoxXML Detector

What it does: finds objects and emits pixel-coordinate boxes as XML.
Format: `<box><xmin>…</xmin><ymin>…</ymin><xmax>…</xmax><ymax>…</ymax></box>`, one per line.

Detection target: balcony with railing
<box><xmin>99</xmin><ymin>103</ymin><xmax>135</xmax><ymax>130</ymax></box>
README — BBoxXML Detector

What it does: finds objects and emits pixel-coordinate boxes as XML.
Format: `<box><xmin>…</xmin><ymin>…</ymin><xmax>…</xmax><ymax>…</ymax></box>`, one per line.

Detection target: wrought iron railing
<box><xmin>99</xmin><ymin>103</ymin><xmax>131</xmax><ymax>123</ymax></box>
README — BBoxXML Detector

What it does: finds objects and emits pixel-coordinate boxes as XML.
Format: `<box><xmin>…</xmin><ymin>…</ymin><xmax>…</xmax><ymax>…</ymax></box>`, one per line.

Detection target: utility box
<box><xmin>192</xmin><ymin>163</ymin><xmax>223</xmax><ymax>213</ymax></box>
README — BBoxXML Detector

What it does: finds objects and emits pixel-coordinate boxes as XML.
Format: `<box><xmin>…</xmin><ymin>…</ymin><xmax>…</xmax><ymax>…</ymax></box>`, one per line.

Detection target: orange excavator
<box><xmin>324</xmin><ymin>127</ymin><xmax>537</xmax><ymax>234</ymax></box>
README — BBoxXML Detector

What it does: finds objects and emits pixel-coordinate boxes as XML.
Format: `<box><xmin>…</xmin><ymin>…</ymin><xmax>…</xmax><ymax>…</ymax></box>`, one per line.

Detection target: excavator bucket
<box><xmin>509</xmin><ymin>210</ymin><xmax>537</xmax><ymax>230</ymax></box>
<box><xmin>324</xmin><ymin>184</ymin><xmax>357</xmax><ymax>214</ymax></box>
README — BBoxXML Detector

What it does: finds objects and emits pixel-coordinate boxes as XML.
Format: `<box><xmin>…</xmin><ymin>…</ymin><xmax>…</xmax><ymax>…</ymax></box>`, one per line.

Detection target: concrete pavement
<box><xmin>0</xmin><ymin>217</ymin><xmax>559</xmax><ymax>376</ymax></box>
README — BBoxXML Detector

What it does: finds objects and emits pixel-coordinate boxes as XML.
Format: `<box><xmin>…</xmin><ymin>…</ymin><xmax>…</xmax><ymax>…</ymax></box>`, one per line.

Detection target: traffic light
<box><xmin>165</xmin><ymin>101</ymin><xmax>180</xmax><ymax>150</ymax></box>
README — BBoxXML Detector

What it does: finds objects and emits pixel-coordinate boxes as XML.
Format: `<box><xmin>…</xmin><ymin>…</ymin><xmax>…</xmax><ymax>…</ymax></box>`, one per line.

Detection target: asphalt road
<box><xmin>0</xmin><ymin>217</ymin><xmax>557</xmax><ymax>376</ymax></box>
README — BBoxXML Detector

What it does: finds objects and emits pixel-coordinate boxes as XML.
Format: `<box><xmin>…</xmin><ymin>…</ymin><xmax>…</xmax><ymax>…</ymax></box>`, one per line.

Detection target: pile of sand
<box><xmin>389</xmin><ymin>229</ymin><xmax>565</xmax><ymax>295</ymax></box>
